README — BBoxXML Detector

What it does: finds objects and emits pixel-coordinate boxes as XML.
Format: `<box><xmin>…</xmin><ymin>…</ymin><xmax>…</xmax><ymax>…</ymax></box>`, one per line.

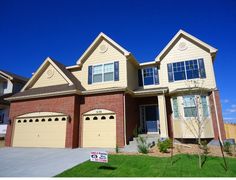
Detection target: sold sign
<box><xmin>90</xmin><ymin>151</ymin><xmax>108</xmax><ymax>163</ymax></box>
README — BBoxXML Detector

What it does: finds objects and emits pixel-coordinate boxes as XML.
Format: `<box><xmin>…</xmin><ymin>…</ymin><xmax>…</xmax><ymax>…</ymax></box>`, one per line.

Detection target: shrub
<box><xmin>136</xmin><ymin>136</ymin><xmax>150</xmax><ymax>154</ymax></box>
<box><xmin>200</xmin><ymin>140</ymin><xmax>209</xmax><ymax>155</ymax></box>
<box><xmin>224</xmin><ymin>142</ymin><xmax>232</xmax><ymax>155</ymax></box>
<box><xmin>115</xmin><ymin>144</ymin><xmax>119</xmax><ymax>153</ymax></box>
<box><xmin>133</xmin><ymin>126</ymin><xmax>138</xmax><ymax>138</ymax></box>
<box><xmin>157</xmin><ymin>138</ymin><xmax>172</xmax><ymax>153</ymax></box>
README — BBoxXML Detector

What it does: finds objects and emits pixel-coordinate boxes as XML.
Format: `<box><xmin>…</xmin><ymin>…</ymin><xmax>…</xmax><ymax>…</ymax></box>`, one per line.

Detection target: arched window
<box><xmin>35</xmin><ymin>119</ymin><xmax>39</xmax><ymax>122</ymax></box>
<box><xmin>48</xmin><ymin>118</ymin><xmax>52</xmax><ymax>122</ymax></box>
<box><xmin>29</xmin><ymin>119</ymin><xmax>33</xmax><ymax>122</ymax></box>
<box><xmin>93</xmin><ymin>116</ymin><xmax>98</xmax><ymax>120</ymax></box>
<box><xmin>23</xmin><ymin>119</ymin><xmax>27</xmax><ymax>123</ymax></box>
<box><xmin>101</xmin><ymin>116</ymin><xmax>106</xmax><ymax>120</ymax></box>
<box><xmin>55</xmin><ymin>118</ymin><xmax>59</xmax><ymax>121</ymax></box>
<box><xmin>85</xmin><ymin>117</ymin><xmax>90</xmax><ymax>120</ymax></box>
<box><xmin>62</xmin><ymin>117</ymin><xmax>66</xmax><ymax>121</ymax></box>
<box><xmin>17</xmin><ymin>120</ymin><xmax>21</xmax><ymax>123</ymax></box>
<box><xmin>109</xmin><ymin>115</ymin><xmax>114</xmax><ymax>119</ymax></box>
<box><xmin>41</xmin><ymin>119</ymin><xmax>45</xmax><ymax>122</ymax></box>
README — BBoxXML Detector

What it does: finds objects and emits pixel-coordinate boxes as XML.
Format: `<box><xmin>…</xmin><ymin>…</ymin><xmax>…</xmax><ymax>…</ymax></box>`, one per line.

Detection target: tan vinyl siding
<box><xmin>32</xmin><ymin>64</ymin><xmax>68</xmax><ymax>88</ymax></box>
<box><xmin>127</xmin><ymin>60</ymin><xmax>138</xmax><ymax>90</ymax></box>
<box><xmin>159</xmin><ymin>37</ymin><xmax>216</xmax><ymax>92</ymax></box>
<box><xmin>71</xmin><ymin>39</ymin><xmax>127</xmax><ymax>90</ymax></box>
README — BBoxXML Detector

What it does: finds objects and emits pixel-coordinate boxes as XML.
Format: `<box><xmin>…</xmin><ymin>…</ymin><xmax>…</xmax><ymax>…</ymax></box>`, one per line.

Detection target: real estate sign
<box><xmin>90</xmin><ymin>151</ymin><xmax>108</xmax><ymax>163</ymax></box>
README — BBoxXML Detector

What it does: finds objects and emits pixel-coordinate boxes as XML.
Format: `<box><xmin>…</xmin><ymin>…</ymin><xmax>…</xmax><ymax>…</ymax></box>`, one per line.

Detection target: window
<box><xmin>85</xmin><ymin>117</ymin><xmax>90</xmax><ymax>120</ymax></box>
<box><xmin>41</xmin><ymin>119</ymin><xmax>45</xmax><ymax>122</ymax></box>
<box><xmin>93</xmin><ymin>116</ymin><xmax>98</xmax><ymax>120</ymax></box>
<box><xmin>62</xmin><ymin>117</ymin><xmax>66</xmax><ymax>121</ymax></box>
<box><xmin>173</xmin><ymin>62</ymin><xmax>186</xmax><ymax>81</ymax></box>
<box><xmin>48</xmin><ymin>118</ymin><xmax>52</xmax><ymax>122</ymax></box>
<box><xmin>35</xmin><ymin>119</ymin><xmax>39</xmax><ymax>122</ymax></box>
<box><xmin>201</xmin><ymin>96</ymin><xmax>209</xmax><ymax>117</ymax></box>
<box><xmin>167</xmin><ymin>58</ymin><xmax>206</xmax><ymax>82</ymax></box>
<box><xmin>23</xmin><ymin>120</ymin><xmax>27</xmax><ymax>123</ymax></box>
<box><xmin>183</xmin><ymin>96</ymin><xmax>197</xmax><ymax>117</ymax></box>
<box><xmin>55</xmin><ymin>118</ymin><xmax>59</xmax><ymax>121</ymax></box>
<box><xmin>139</xmin><ymin>67</ymin><xmax>159</xmax><ymax>86</ymax></box>
<box><xmin>109</xmin><ymin>115</ymin><xmax>114</xmax><ymax>119</ymax></box>
<box><xmin>92</xmin><ymin>62</ymin><xmax>114</xmax><ymax>83</ymax></box>
<box><xmin>93</xmin><ymin>65</ymin><xmax>103</xmax><ymax>83</ymax></box>
<box><xmin>104</xmin><ymin>63</ymin><xmax>114</xmax><ymax>81</ymax></box>
<box><xmin>17</xmin><ymin>120</ymin><xmax>21</xmax><ymax>123</ymax></box>
<box><xmin>101</xmin><ymin>116</ymin><xmax>106</xmax><ymax>120</ymax></box>
<box><xmin>29</xmin><ymin>119</ymin><xmax>33</xmax><ymax>122</ymax></box>
<box><xmin>172</xmin><ymin>97</ymin><xmax>179</xmax><ymax>118</ymax></box>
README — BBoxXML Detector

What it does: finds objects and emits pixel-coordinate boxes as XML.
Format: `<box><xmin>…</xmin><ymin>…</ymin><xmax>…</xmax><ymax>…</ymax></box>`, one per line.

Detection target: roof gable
<box><xmin>0</xmin><ymin>70</ymin><xmax>28</xmax><ymax>82</ymax></box>
<box><xmin>76</xmin><ymin>32</ymin><xmax>131</xmax><ymax>66</ymax></box>
<box><xmin>155</xmin><ymin>29</ymin><xmax>218</xmax><ymax>62</ymax></box>
<box><xmin>21</xmin><ymin>57</ymin><xmax>80</xmax><ymax>91</ymax></box>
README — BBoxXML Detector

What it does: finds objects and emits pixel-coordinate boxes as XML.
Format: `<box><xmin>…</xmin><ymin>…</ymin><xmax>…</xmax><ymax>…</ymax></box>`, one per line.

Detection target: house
<box><xmin>0</xmin><ymin>70</ymin><xmax>28</xmax><ymax>138</ymax></box>
<box><xmin>5</xmin><ymin>30</ymin><xmax>226</xmax><ymax>148</ymax></box>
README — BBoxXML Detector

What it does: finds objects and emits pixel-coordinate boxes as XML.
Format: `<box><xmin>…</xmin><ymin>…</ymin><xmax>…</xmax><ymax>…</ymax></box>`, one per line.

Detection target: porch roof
<box><xmin>133</xmin><ymin>87</ymin><xmax>168</xmax><ymax>97</ymax></box>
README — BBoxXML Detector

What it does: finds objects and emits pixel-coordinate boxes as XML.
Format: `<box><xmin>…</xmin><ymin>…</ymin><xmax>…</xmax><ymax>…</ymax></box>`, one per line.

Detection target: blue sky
<box><xmin>1</xmin><ymin>0</ymin><xmax>236</xmax><ymax>123</ymax></box>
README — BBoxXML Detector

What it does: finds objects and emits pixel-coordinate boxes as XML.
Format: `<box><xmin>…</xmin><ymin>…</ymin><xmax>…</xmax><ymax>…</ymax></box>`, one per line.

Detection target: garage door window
<box><xmin>62</xmin><ymin>117</ymin><xmax>66</xmax><ymax>121</ymax></box>
<box><xmin>109</xmin><ymin>116</ymin><xmax>114</xmax><ymax>119</ymax></box>
<box><xmin>85</xmin><ymin>117</ymin><xmax>90</xmax><ymax>120</ymax></box>
<box><xmin>48</xmin><ymin>118</ymin><xmax>52</xmax><ymax>122</ymax></box>
<box><xmin>93</xmin><ymin>116</ymin><xmax>98</xmax><ymax>120</ymax></box>
<box><xmin>17</xmin><ymin>120</ymin><xmax>21</xmax><ymax>123</ymax></box>
<box><xmin>41</xmin><ymin>119</ymin><xmax>45</xmax><ymax>122</ymax></box>
<box><xmin>29</xmin><ymin>119</ymin><xmax>33</xmax><ymax>122</ymax></box>
<box><xmin>35</xmin><ymin>119</ymin><xmax>39</xmax><ymax>122</ymax></box>
<box><xmin>101</xmin><ymin>116</ymin><xmax>106</xmax><ymax>120</ymax></box>
<box><xmin>55</xmin><ymin>118</ymin><xmax>59</xmax><ymax>121</ymax></box>
<box><xmin>23</xmin><ymin>120</ymin><xmax>27</xmax><ymax>123</ymax></box>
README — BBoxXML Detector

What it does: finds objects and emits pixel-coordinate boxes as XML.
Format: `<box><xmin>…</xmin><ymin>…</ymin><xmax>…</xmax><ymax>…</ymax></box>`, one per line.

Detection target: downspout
<box><xmin>212</xmin><ymin>90</ymin><xmax>222</xmax><ymax>143</ymax></box>
<box><xmin>123</xmin><ymin>93</ymin><xmax>127</xmax><ymax>146</ymax></box>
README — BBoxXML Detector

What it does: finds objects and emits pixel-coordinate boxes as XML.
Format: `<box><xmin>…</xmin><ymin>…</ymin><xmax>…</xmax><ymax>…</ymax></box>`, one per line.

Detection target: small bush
<box><xmin>200</xmin><ymin>140</ymin><xmax>209</xmax><ymax>155</ymax></box>
<box><xmin>115</xmin><ymin>144</ymin><xmax>119</xmax><ymax>153</ymax></box>
<box><xmin>136</xmin><ymin>136</ymin><xmax>150</xmax><ymax>154</ymax></box>
<box><xmin>157</xmin><ymin>139</ymin><xmax>172</xmax><ymax>153</ymax></box>
<box><xmin>224</xmin><ymin>142</ymin><xmax>232</xmax><ymax>155</ymax></box>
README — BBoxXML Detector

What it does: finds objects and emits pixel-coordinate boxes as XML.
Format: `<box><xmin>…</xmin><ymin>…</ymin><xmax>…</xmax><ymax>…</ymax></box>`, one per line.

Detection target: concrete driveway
<box><xmin>0</xmin><ymin>147</ymin><xmax>113</xmax><ymax>177</ymax></box>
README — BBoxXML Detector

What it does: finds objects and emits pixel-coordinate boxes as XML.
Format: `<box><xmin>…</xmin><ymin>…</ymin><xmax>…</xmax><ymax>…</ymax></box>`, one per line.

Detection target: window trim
<box><xmin>92</xmin><ymin>61</ymin><xmax>115</xmax><ymax>84</ymax></box>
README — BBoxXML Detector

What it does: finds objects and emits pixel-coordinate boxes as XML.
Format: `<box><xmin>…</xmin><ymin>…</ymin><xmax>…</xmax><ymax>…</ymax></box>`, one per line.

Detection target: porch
<box><xmin>125</xmin><ymin>92</ymin><xmax>172</xmax><ymax>145</ymax></box>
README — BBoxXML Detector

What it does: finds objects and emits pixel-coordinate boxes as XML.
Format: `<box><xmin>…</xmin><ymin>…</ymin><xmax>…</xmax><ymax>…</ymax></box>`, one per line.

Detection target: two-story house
<box><xmin>0</xmin><ymin>70</ymin><xmax>28</xmax><ymax>138</ymax></box>
<box><xmin>5</xmin><ymin>30</ymin><xmax>226</xmax><ymax>148</ymax></box>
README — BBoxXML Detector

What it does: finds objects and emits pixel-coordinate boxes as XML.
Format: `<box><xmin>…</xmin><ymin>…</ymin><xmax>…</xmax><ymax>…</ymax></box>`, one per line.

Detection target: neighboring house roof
<box><xmin>21</xmin><ymin>57</ymin><xmax>83</xmax><ymax>92</ymax></box>
<box><xmin>155</xmin><ymin>29</ymin><xmax>218</xmax><ymax>62</ymax></box>
<box><xmin>0</xmin><ymin>70</ymin><xmax>28</xmax><ymax>82</ymax></box>
<box><xmin>74</xmin><ymin>32</ymin><xmax>139</xmax><ymax>68</ymax></box>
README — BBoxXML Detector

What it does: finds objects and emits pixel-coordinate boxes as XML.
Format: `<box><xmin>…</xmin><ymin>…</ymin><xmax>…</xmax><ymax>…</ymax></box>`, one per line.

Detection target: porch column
<box><xmin>158</xmin><ymin>95</ymin><xmax>169</xmax><ymax>138</ymax></box>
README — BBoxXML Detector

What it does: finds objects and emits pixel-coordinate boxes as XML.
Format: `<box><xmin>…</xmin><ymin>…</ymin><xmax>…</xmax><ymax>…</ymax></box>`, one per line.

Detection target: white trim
<box><xmin>155</xmin><ymin>29</ymin><xmax>217</xmax><ymax>62</ymax></box>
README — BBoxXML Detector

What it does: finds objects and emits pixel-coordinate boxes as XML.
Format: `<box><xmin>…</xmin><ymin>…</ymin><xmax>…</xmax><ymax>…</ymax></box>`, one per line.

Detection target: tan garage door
<box><xmin>12</xmin><ymin>113</ymin><xmax>67</xmax><ymax>148</ymax></box>
<box><xmin>83</xmin><ymin>114</ymin><xmax>116</xmax><ymax>148</ymax></box>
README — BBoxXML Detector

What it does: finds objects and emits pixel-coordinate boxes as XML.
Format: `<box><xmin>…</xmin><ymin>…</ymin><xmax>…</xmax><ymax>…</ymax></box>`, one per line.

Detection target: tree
<box><xmin>175</xmin><ymin>79</ymin><xmax>212</xmax><ymax>168</ymax></box>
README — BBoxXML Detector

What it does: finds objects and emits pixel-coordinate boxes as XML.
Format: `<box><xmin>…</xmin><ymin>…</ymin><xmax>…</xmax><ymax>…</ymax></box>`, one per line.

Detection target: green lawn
<box><xmin>56</xmin><ymin>154</ymin><xmax>236</xmax><ymax>177</ymax></box>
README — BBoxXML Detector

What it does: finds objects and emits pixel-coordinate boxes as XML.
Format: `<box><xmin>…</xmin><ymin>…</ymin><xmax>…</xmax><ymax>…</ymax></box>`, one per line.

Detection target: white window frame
<box><xmin>141</xmin><ymin>67</ymin><xmax>156</xmax><ymax>86</ymax></box>
<box><xmin>183</xmin><ymin>95</ymin><xmax>197</xmax><ymax>119</ymax></box>
<box><xmin>92</xmin><ymin>61</ymin><xmax>115</xmax><ymax>84</ymax></box>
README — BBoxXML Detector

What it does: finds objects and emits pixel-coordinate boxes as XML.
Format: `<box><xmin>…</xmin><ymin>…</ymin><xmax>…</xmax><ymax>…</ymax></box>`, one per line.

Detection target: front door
<box><xmin>140</xmin><ymin>105</ymin><xmax>159</xmax><ymax>133</ymax></box>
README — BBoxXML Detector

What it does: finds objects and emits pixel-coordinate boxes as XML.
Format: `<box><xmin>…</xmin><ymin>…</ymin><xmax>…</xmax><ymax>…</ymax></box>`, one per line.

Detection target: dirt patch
<box><xmin>0</xmin><ymin>139</ymin><xmax>5</xmax><ymax>148</ymax></box>
<box><xmin>111</xmin><ymin>143</ymin><xmax>236</xmax><ymax>158</ymax></box>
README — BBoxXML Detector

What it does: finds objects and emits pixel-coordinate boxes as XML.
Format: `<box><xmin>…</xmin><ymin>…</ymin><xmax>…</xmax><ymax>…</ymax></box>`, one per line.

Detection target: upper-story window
<box><xmin>167</xmin><ymin>58</ymin><xmax>206</xmax><ymax>82</ymax></box>
<box><xmin>138</xmin><ymin>67</ymin><xmax>159</xmax><ymax>86</ymax></box>
<box><xmin>0</xmin><ymin>81</ymin><xmax>7</xmax><ymax>95</ymax></box>
<box><xmin>88</xmin><ymin>61</ymin><xmax>119</xmax><ymax>84</ymax></box>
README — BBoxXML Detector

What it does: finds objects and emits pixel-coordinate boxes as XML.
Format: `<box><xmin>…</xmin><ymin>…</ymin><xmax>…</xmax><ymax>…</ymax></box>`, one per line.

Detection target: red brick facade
<box><xmin>79</xmin><ymin>92</ymin><xmax>125</xmax><ymax>147</ymax></box>
<box><xmin>209</xmin><ymin>90</ymin><xmax>226</xmax><ymax>140</ymax></box>
<box><xmin>5</xmin><ymin>95</ymin><xmax>79</xmax><ymax>148</ymax></box>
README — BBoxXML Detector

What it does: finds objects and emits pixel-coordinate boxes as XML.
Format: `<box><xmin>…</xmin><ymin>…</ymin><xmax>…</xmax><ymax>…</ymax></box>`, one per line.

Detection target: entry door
<box><xmin>145</xmin><ymin>105</ymin><xmax>159</xmax><ymax>133</ymax></box>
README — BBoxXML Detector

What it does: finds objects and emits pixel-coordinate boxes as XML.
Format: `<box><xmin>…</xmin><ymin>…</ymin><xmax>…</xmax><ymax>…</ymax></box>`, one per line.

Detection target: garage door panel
<box><xmin>83</xmin><ymin>114</ymin><xmax>116</xmax><ymax>148</ymax></box>
<box><xmin>12</xmin><ymin>116</ymin><xmax>67</xmax><ymax>148</ymax></box>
